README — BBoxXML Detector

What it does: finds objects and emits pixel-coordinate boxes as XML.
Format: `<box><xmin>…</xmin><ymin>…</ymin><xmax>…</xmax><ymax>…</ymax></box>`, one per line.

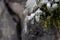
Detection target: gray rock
<box><xmin>0</xmin><ymin>0</ymin><xmax>18</xmax><ymax>40</ymax></box>
<box><xmin>0</xmin><ymin>5</ymin><xmax>3</xmax><ymax>14</ymax></box>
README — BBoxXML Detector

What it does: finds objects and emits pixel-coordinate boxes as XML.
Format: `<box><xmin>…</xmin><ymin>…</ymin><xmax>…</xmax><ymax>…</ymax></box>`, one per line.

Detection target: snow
<box><xmin>31</xmin><ymin>19</ymin><xmax>34</xmax><ymax>24</ymax></box>
<box><xmin>34</xmin><ymin>8</ymin><xmax>42</xmax><ymax>22</ymax></box>
<box><xmin>46</xmin><ymin>2</ymin><xmax>51</xmax><ymax>9</ymax></box>
<box><xmin>26</xmin><ymin>13</ymin><xmax>35</xmax><ymax>21</ymax></box>
<box><xmin>23</xmin><ymin>21</ymin><xmax>28</xmax><ymax>33</ymax></box>
<box><xmin>23</xmin><ymin>17</ymin><xmax>28</xmax><ymax>33</ymax></box>
<box><xmin>24</xmin><ymin>8</ymin><xmax>43</xmax><ymax>22</ymax></box>
<box><xmin>22</xmin><ymin>0</ymin><xmax>60</xmax><ymax>34</ymax></box>
<box><xmin>52</xmin><ymin>3</ymin><xmax>58</xmax><ymax>9</ymax></box>
<box><xmin>35</xmin><ymin>15</ymin><xmax>40</xmax><ymax>22</ymax></box>
<box><xmin>35</xmin><ymin>8</ymin><xmax>43</xmax><ymax>14</ymax></box>
<box><xmin>23</xmin><ymin>9</ymin><xmax>28</xmax><ymax>16</ymax></box>
<box><xmin>40</xmin><ymin>0</ymin><xmax>49</xmax><ymax>4</ymax></box>
<box><xmin>23</xmin><ymin>13</ymin><xmax>36</xmax><ymax>33</ymax></box>
<box><xmin>54</xmin><ymin>0</ymin><xmax>59</xmax><ymax>2</ymax></box>
<box><xmin>25</xmin><ymin>0</ymin><xmax>37</xmax><ymax>13</ymax></box>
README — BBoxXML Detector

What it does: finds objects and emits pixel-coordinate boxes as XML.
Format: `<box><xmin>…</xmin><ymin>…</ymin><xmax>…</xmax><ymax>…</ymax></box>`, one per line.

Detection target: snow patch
<box><xmin>40</xmin><ymin>0</ymin><xmax>49</xmax><ymax>4</ymax></box>
<box><xmin>46</xmin><ymin>2</ymin><xmax>51</xmax><ymax>9</ymax></box>
<box><xmin>52</xmin><ymin>3</ymin><xmax>58</xmax><ymax>9</ymax></box>
<box><xmin>25</xmin><ymin>0</ymin><xmax>37</xmax><ymax>13</ymax></box>
<box><xmin>31</xmin><ymin>19</ymin><xmax>34</xmax><ymax>24</ymax></box>
<box><xmin>35</xmin><ymin>15</ymin><xmax>40</xmax><ymax>22</ymax></box>
<box><xmin>54</xmin><ymin>0</ymin><xmax>59</xmax><ymax>2</ymax></box>
<box><xmin>27</xmin><ymin>13</ymin><xmax>35</xmax><ymax>21</ymax></box>
<box><xmin>35</xmin><ymin>8</ymin><xmax>43</xmax><ymax>14</ymax></box>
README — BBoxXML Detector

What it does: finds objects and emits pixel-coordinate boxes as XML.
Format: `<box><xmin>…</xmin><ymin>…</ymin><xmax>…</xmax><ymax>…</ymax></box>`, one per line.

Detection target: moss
<box><xmin>29</xmin><ymin>2</ymin><xmax>60</xmax><ymax>32</ymax></box>
<box><xmin>39</xmin><ymin>3</ymin><xmax>60</xmax><ymax>30</ymax></box>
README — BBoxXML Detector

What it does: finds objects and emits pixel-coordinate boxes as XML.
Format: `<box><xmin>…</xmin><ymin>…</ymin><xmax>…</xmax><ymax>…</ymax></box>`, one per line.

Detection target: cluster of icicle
<box><xmin>23</xmin><ymin>0</ymin><xmax>59</xmax><ymax>33</ymax></box>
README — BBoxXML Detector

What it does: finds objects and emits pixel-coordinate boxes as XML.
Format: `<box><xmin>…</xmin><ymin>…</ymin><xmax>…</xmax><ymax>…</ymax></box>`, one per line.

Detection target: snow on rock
<box><xmin>24</xmin><ymin>8</ymin><xmax>43</xmax><ymax>22</ymax></box>
<box><xmin>35</xmin><ymin>15</ymin><xmax>40</xmax><ymax>22</ymax></box>
<box><xmin>27</xmin><ymin>13</ymin><xmax>35</xmax><ymax>21</ymax></box>
<box><xmin>52</xmin><ymin>3</ymin><xmax>58</xmax><ymax>9</ymax></box>
<box><xmin>38</xmin><ymin>2</ymin><xmax>43</xmax><ymax>8</ymax></box>
<box><xmin>40</xmin><ymin>0</ymin><xmax>49</xmax><ymax>4</ymax></box>
<box><xmin>23</xmin><ymin>13</ymin><xmax>35</xmax><ymax>33</ymax></box>
<box><xmin>46</xmin><ymin>2</ymin><xmax>51</xmax><ymax>9</ymax></box>
<box><xmin>35</xmin><ymin>8</ymin><xmax>43</xmax><ymax>22</ymax></box>
<box><xmin>23</xmin><ymin>20</ymin><xmax>28</xmax><ymax>33</ymax></box>
<box><xmin>31</xmin><ymin>19</ymin><xmax>34</xmax><ymax>24</ymax></box>
<box><xmin>35</xmin><ymin>8</ymin><xmax>43</xmax><ymax>15</ymax></box>
<box><xmin>25</xmin><ymin>0</ymin><xmax>37</xmax><ymax>13</ymax></box>
<box><xmin>23</xmin><ymin>16</ymin><xmax>28</xmax><ymax>33</ymax></box>
<box><xmin>23</xmin><ymin>9</ymin><xmax>28</xmax><ymax>16</ymax></box>
<box><xmin>23</xmin><ymin>0</ymin><xmax>59</xmax><ymax>33</ymax></box>
<box><xmin>54</xmin><ymin>0</ymin><xmax>59</xmax><ymax>2</ymax></box>
<box><xmin>32</xmin><ymin>8</ymin><xmax>43</xmax><ymax>22</ymax></box>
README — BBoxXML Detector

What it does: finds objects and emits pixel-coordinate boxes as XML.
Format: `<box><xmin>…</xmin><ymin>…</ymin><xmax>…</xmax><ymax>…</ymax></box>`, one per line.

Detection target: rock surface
<box><xmin>0</xmin><ymin>0</ymin><xmax>18</xmax><ymax>40</ymax></box>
